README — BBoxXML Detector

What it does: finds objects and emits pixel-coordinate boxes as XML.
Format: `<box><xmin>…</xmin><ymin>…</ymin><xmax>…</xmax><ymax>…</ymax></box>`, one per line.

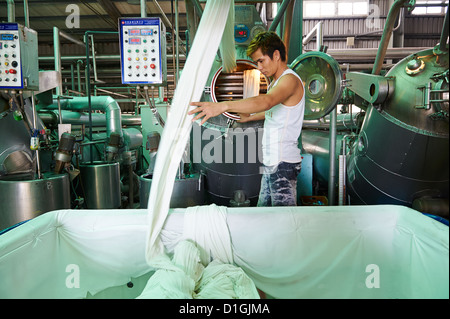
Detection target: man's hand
<box><xmin>189</xmin><ymin>101</ymin><xmax>227</xmax><ymax>125</ymax></box>
<box><xmin>237</xmin><ymin>113</ymin><xmax>251</xmax><ymax>123</ymax></box>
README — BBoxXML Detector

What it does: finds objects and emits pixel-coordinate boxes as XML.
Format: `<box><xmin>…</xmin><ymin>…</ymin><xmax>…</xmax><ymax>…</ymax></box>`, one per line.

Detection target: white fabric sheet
<box><xmin>1</xmin><ymin>205</ymin><xmax>448</xmax><ymax>299</ymax></box>
<box><xmin>145</xmin><ymin>0</ymin><xmax>235</xmax><ymax>266</ymax></box>
<box><xmin>243</xmin><ymin>69</ymin><xmax>261</xmax><ymax>99</ymax></box>
<box><xmin>219</xmin><ymin>3</ymin><xmax>236</xmax><ymax>73</ymax></box>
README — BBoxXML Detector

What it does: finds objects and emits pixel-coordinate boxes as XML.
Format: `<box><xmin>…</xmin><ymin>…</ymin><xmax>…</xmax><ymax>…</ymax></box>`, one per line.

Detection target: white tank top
<box><xmin>262</xmin><ymin>68</ymin><xmax>305</xmax><ymax>166</ymax></box>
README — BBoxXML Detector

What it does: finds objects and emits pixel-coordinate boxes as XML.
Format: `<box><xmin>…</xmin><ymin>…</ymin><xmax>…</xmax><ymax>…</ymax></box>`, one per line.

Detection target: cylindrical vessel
<box><xmin>0</xmin><ymin>172</ymin><xmax>70</xmax><ymax>230</ymax></box>
<box><xmin>192</xmin><ymin>124</ymin><xmax>264</xmax><ymax>206</ymax></box>
<box><xmin>347</xmin><ymin>105</ymin><xmax>449</xmax><ymax>206</ymax></box>
<box><xmin>79</xmin><ymin>161</ymin><xmax>121</xmax><ymax>209</ymax></box>
<box><xmin>139</xmin><ymin>173</ymin><xmax>205</xmax><ymax>208</ymax></box>
<box><xmin>192</xmin><ymin>59</ymin><xmax>268</xmax><ymax>206</ymax></box>
<box><xmin>347</xmin><ymin>48</ymin><xmax>449</xmax><ymax>208</ymax></box>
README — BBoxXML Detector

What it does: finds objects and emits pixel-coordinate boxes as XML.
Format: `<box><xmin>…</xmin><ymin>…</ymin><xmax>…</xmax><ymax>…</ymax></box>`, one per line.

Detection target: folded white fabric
<box><xmin>137</xmin><ymin>240</ymin><xmax>204</xmax><ymax>299</ymax></box>
<box><xmin>196</xmin><ymin>259</ymin><xmax>260</xmax><ymax>299</ymax></box>
<box><xmin>182</xmin><ymin>204</ymin><xmax>233</xmax><ymax>265</ymax></box>
<box><xmin>137</xmin><ymin>205</ymin><xmax>259</xmax><ymax>299</ymax></box>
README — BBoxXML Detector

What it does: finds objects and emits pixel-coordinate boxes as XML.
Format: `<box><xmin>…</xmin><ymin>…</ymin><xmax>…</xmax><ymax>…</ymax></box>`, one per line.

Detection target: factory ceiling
<box><xmin>0</xmin><ymin>0</ymin><xmax>205</xmax><ymax>44</ymax></box>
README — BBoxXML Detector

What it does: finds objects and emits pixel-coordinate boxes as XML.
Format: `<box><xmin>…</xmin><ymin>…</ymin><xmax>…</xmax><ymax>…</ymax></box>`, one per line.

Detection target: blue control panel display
<box><xmin>119</xmin><ymin>17</ymin><xmax>166</xmax><ymax>85</ymax></box>
<box><xmin>0</xmin><ymin>23</ymin><xmax>23</xmax><ymax>89</ymax></box>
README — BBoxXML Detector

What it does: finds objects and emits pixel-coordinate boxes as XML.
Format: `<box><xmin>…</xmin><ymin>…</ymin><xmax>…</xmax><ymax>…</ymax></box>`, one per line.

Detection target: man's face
<box><xmin>250</xmin><ymin>48</ymin><xmax>276</xmax><ymax>78</ymax></box>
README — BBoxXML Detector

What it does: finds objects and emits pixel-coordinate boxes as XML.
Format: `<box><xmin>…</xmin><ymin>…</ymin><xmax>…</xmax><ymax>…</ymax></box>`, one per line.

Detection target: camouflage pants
<box><xmin>257</xmin><ymin>161</ymin><xmax>302</xmax><ymax>207</ymax></box>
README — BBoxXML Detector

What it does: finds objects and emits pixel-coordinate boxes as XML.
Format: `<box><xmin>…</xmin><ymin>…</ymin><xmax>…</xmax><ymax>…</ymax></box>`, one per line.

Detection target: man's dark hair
<box><xmin>246</xmin><ymin>31</ymin><xmax>287</xmax><ymax>62</ymax></box>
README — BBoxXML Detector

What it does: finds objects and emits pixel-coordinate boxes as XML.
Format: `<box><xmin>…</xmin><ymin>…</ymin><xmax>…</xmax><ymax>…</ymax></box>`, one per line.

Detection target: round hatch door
<box><xmin>290</xmin><ymin>51</ymin><xmax>343</xmax><ymax>120</ymax></box>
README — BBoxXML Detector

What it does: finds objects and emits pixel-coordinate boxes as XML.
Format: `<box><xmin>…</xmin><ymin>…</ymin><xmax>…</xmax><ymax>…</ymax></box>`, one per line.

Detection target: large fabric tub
<box><xmin>0</xmin><ymin>205</ymin><xmax>448</xmax><ymax>299</ymax></box>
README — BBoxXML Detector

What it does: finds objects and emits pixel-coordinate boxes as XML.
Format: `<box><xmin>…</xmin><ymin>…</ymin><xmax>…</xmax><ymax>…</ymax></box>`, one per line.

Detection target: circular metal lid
<box><xmin>290</xmin><ymin>51</ymin><xmax>343</xmax><ymax>120</ymax></box>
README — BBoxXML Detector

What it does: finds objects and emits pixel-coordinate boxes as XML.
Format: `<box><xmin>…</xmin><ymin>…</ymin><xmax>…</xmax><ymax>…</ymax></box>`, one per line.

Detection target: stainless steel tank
<box><xmin>79</xmin><ymin>161</ymin><xmax>121</xmax><ymax>209</ymax></box>
<box><xmin>0</xmin><ymin>172</ymin><xmax>70</xmax><ymax>230</ymax></box>
<box><xmin>347</xmin><ymin>47</ymin><xmax>449</xmax><ymax>211</ymax></box>
<box><xmin>0</xmin><ymin>112</ymin><xmax>34</xmax><ymax>176</ymax></box>
<box><xmin>139</xmin><ymin>173</ymin><xmax>205</xmax><ymax>208</ymax></box>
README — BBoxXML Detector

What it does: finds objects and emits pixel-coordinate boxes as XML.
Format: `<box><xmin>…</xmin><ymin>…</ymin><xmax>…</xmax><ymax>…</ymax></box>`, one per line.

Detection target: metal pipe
<box><xmin>39</xmin><ymin>110</ymin><xmax>142</xmax><ymax>127</ymax></box>
<box><xmin>316</xmin><ymin>21</ymin><xmax>323</xmax><ymax>50</ymax></box>
<box><xmin>77</xmin><ymin>60</ymin><xmax>82</xmax><ymax>94</ymax></box>
<box><xmin>38</xmin><ymin>54</ymin><xmax>186</xmax><ymax>61</ymax></box>
<box><xmin>70</xmin><ymin>63</ymin><xmax>75</xmax><ymax>92</ymax></box>
<box><xmin>269</xmin><ymin>0</ymin><xmax>292</xmax><ymax>32</ymax></box>
<box><xmin>307</xmin><ymin>18</ymin><xmax>335</xmax><ymax>204</ymax></box>
<box><xmin>282</xmin><ymin>0</ymin><xmax>295</xmax><ymax>58</ymax></box>
<box><xmin>303</xmin><ymin>112</ymin><xmax>361</xmax><ymax>131</ymax></box>
<box><xmin>140</xmin><ymin>0</ymin><xmax>147</xmax><ymax>17</ymax></box>
<box><xmin>303</xmin><ymin>21</ymin><xmax>323</xmax><ymax>48</ymax></box>
<box><xmin>23</xmin><ymin>0</ymin><xmax>29</xmax><ymax>27</ymax></box>
<box><xmin>328</xmin><ymin>107</ymin><xmax>337</xmax><ymax>205</ymax></box>
<box><xmin>372</xmin><ymin>0</ymin><xmax>410</xmax><ymax>75</ymax></box>
<box><xmin>188</xmin><ymin>0</ymin><xmax>204</xmax><ymax>18</ymax></box>
<box><xmin>38</xmin><ymin>96</ymin><xmax>123</xmax><ymax>138</ymax></box>
<box><xmin>439</xmin><ymin>4</ymin><xmax>449</xmax><ymax>52</ymax></box>
<box><xmin>323</xmin><ymin>47</ymin><xmax>432</xmax><ymax>61</ymax></box>
<box><xmin>84</xmin><ymin>30</ymin><xmax>118</xmax><ymax>162</ymax></box>
<box><xmin>90</xmin><ymin>35</ymin><xmax>99</xmax><ymax>82</ymax></box>
<box><xmin>31</xmin><ymin>92</ymin><xmax>42</xmax><ymax>179</ymax></box>
<box><xmin>338</xmin><ymin>134</ymin><xmax>352</xmax><ymax>206</ymax></box>
<box><xmin>175</xmin><ymin>0</ymin><xmax>180</xmax><ymax>85</ymax></box>
<box><xmin>53</xmin><ymin>27</ymin><xmax>62</xmax><ymax>95</ymax></box>
<box><xmin>57</xmin><ymin>96</ymin><xmax>62</xmax><ymax>125</ymax></box>
<box><xmin>152</xmin><ymin>0</ymin><xmax>185</xmax><ymax>55</ymax></box>
<box><xmin>59</xmin><ymin>30</ymin><xmax>86</xmax><ymax>47</ymax></box>
<box><xmin>338</xmin><ymin>154</ymin><xmax>346</xmax><ymax>205</ymax></box>
<box><xmin>6</xmin><ymin>0</ymin><xmax>15</xmax><ymax>22</ymax></box>
<box><xmin>152</xmin><ymin>0</ymin><xmax>172</xmax><ymax>28</ymax></box>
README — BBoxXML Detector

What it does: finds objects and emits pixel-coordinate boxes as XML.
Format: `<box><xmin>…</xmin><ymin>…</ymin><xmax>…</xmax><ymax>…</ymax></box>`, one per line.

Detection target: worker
<box><xmin>189</xmin><ymin>31</ymin><xmax>305</xmax><ymax>206</ymax></box>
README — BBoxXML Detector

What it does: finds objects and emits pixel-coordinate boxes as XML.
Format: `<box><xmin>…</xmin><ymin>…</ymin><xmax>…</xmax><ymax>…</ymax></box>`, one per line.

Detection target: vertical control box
<box><xmin>0</xmin><ymin>23</ymin><xmax>39</xmax><ymax>90</ymax></box>
<box><xmin>119</xmin><ymin>17</ymin><xmax>166</xmax><ymax>85</ymax></box>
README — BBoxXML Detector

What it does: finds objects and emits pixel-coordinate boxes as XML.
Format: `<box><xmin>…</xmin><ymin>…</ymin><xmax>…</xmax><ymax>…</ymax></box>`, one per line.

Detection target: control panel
<box><xmin>0</xmin><ymin>23</ymin><xmax>39</xmax><ymax>90</ymax></box>
<box><xmin>119</xmin><ymin>17</ymin><xmax>166</xmax><ymax>85</ymax></box>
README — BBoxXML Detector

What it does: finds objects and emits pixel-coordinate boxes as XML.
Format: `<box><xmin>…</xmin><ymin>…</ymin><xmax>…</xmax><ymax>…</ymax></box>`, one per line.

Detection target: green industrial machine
<box><xmin>346</xmin><ymin>46</ymin><xmax>449</xmax><ymax>214</ymax></box>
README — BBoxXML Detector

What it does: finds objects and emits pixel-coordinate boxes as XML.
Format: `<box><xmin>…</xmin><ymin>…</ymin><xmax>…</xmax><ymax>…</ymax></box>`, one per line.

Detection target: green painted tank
<box><xmin>347</xmin><ymin>47</ymin><xmax>449</xmax><ymax>214</ymax></box>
